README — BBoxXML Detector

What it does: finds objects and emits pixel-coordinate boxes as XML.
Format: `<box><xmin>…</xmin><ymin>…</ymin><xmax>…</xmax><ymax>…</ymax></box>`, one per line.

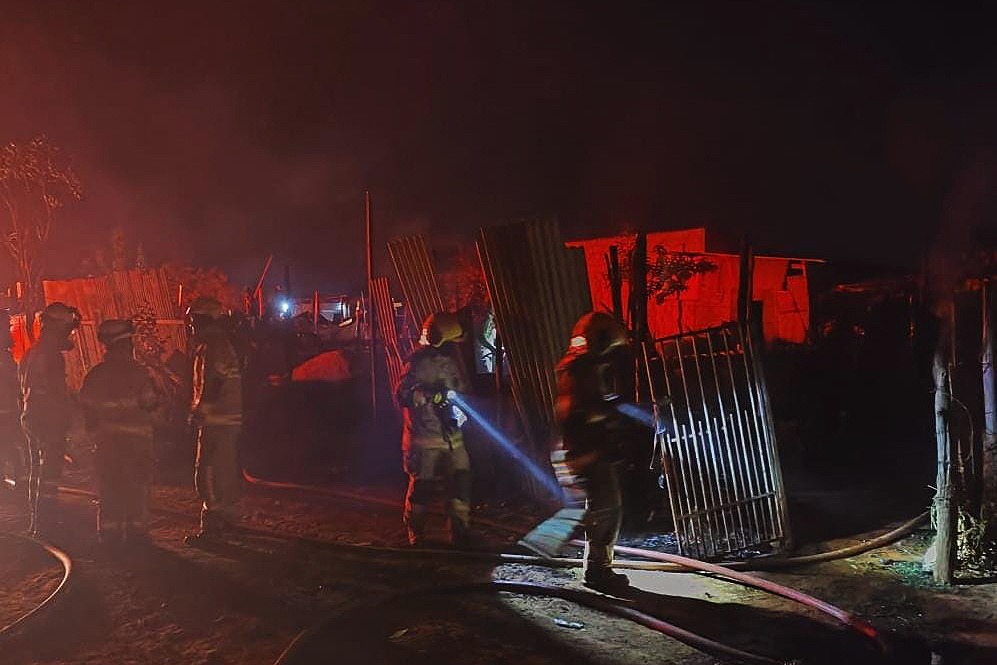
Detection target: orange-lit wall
<box><xmin>566</xmin><ymin>230</ymin><xmax>811</xmax><ymax>343</ymax></box>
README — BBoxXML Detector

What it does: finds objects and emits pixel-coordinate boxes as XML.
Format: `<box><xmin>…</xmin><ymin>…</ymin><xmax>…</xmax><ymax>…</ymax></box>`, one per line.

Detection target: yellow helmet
<box><xmin>420</xmin><ymin>312</ymin><xmax>464</xmax><ymax>347</ymax></box>
<box><xmin>568</xmin><ymin>312</ymin><xmax>628</xmax><ymax>356</ymax></box>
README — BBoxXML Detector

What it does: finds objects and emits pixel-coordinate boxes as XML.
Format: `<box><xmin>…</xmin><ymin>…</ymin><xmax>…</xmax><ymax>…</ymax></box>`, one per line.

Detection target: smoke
<box><xmin>926</xmin><ymin>154</ymin><xmax>994</xmax><ymax>311</ymax></box>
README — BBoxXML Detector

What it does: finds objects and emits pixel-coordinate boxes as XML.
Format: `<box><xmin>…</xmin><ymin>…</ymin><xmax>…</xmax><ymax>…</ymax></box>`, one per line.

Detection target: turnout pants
<box><xmin>570</xmin><ymin>455</ymin><xmax>623</xmax><ymax>575</ymax></box>
<box><xmin>1</xmin><ymin>415</ymin><xmax>25</xmax><ymax>482</ymax></box>
<box><xmin>194</xmin><ymin>425</ymin><xmax>242</xmax><ymax>532</ymax></box>
<box><xmin>403</xmin><ymin>444</ymin><xmax>471</xmax><ymax>543</ymax></box>
<box><xmin>22</xmin><ymin>422</ymin><xmax>67</xmax><ymax>535</ymax></box>
<box><xmin>95</xmin><ymin>436</ymin><xmax>153</xmax><ymax>542</ymax></box>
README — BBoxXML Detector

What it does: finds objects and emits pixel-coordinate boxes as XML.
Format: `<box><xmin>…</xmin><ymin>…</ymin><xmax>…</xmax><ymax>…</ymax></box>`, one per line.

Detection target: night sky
<box><xmin>2</xmin><ymin>1</ymin><xmax>995</xmax><ymax>292</ymax></box>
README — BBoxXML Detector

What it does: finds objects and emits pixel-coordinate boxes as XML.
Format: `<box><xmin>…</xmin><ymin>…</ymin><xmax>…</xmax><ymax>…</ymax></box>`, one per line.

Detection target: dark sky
<box><xmin>2</xmin><ymin>1</ymin><xmax>995</xmax><ymax>292</ymax></box>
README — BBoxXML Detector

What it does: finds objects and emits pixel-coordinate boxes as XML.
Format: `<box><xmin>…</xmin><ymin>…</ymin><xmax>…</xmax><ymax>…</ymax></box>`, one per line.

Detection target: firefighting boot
<box><xmin>185</xmin><ymin>507</ymin><xmax>228</xmax><ymax>547</ymax></box>
<box><xmin>583</xmin><ymin>568</ymin><xmax>631</xmax><ymax>596</ymax></box>
<box><xmin>405</xmin><ymin>503</ymin><xmax>428</xmax><ymax>547</ymax></box>
<box><xmin>447</xmin><ymin>501</ymin><xmax>473</xmax><ymax>549</ymax></box>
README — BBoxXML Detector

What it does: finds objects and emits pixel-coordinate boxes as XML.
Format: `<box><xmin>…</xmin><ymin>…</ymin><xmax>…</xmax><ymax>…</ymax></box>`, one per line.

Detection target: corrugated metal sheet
<box><xmin>478</xmin><ymin>219</ymin><xmax>591</xmax><ymax>468</ymax></box>
<box><xmin>37</xmin><ymin>267</ymin><xmax>184</xmax><ymax>390</ymax></box>
<box><xmin>370</xmin><ymin>275</ymin><xmax>404</xmax><ymax>410</ymax></box>
<box><xmin>387</xmin><ymin>235</ymin><xmax>445</xmax><ymax>338</ymax></box>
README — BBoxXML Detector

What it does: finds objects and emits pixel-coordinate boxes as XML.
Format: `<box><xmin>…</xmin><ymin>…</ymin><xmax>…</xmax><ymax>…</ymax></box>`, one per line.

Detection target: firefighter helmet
<box><xmin>40</xmin><ymin>302</ymin><xmax>81</xmax><ymax>331</ymax></box>
<box><xmin>420</xmin><ymin>312</ymin><xmax>464</xmax><ymax>347</ymax></box>
<box><xmin>185</xmin><ymin>297</ymin><xmax>226</xmax><ymax>320</ymax></box>
<box><xmin>97</xmin><ymin>319</ymin><xmax>135</xmax><ymax>346</ymax></box>
<box><xmin>567</xmin><ymin>312</ymin><xmax>628</xmax><ymax>356</ymax></box>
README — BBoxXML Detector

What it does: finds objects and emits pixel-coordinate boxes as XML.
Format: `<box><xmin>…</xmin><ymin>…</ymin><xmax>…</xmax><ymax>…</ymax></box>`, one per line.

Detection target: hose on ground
<box><xmin>238</xmin><ymin>472</ymin><xmax>926</xmax><ymax>657</ymax></box>
<box><xmin>242</xmin><ymin>469</ymin><xmax>929</xmax><ymax>572</ymax></box>
<box><xmin>0</xmin><ymin>532</ymin><xmax>73</xmax><ymax>643</ymax></box>
<box><xmin>273</xmin><ymin>580</ymin><xmax>787</xmax><ymax>665</ymax></box>
<box><xmin>56</xmin><ymin>480</ymin><xmax>922</xmax><ymax>663</ymax></box>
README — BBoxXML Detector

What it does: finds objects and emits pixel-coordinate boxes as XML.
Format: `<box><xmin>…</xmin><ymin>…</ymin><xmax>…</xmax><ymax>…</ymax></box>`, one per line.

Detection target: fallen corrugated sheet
<box><xmin>387</xmin><ymin>235</ymin><xmax>445</xmax><ymax>339</ymax></box>
<box><xmin>478</xmin><ymin>219</ymin><xmax>591</xmax><ymax>490</ymax></box>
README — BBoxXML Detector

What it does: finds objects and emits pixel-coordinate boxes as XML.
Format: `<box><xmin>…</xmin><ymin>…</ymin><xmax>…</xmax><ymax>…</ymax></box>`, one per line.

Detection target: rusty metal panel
<box><xmin>387</xmin><ymin>235</ymin><xmax>445</xmax><ymax>338</ymax></box>
<box><xmin>370</xmin><ymin>276</ymin><xmax>404</xmax><ymax>410</ymax></box>
<box><xmin>40</xmin><ymin>268</ymin><xmax>184</xmax><ymax>390</ymax></box>
<box><xmin>644</xmin><ymin>322</ymin><xmax>790</xmax><ymax>559</ymax></box>
<box><xmin>478</xmin><ymin>219</ymin><xmax>591</xmax><ymax>465</ymax></box>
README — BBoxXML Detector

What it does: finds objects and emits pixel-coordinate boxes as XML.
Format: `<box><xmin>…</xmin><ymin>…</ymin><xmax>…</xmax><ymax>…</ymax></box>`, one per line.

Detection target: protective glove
<box><xmin>452</xmin><ymin>405</ymin><xmax>468</xmax><ymax>428</ymax></box>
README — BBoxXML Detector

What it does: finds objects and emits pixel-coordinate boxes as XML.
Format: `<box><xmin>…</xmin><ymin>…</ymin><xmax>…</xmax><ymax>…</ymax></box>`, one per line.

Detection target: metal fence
<box><xmin>643</xmin><ymin>321</ymin><xmax>790</xmax><ymax>559</ymax></box>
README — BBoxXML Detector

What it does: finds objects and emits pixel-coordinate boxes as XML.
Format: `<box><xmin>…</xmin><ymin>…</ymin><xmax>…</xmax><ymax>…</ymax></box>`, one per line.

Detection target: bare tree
<box><xmin>0</xmin><ymin>136</ymin><xmax>82</xmax><ymax>328</ymax></box>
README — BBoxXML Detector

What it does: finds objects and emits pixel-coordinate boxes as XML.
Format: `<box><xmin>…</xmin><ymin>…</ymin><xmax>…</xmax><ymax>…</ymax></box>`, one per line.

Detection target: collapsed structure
<box><xmin>382</xmin><ymin>220</ymin><xmax>812</xmax><ymax>559</ymax></box>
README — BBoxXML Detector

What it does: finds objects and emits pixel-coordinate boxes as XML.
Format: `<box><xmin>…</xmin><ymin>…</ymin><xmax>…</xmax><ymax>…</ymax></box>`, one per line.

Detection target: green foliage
<box><xmin>958</xmin><ymin>509</ymin><xmax>997</xmax><ymax>577</ymax></box>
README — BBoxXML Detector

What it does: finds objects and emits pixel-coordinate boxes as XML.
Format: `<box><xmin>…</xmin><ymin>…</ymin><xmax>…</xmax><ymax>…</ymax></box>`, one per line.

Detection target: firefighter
<box><xmin>396</xmin><ymin>312</ymin><xmax>471</xmax><ymax>547</ymax></box>
<box><xmin>19</xmin><ymin>302</ymin><xmax>80</xmax><ymax>536</ymax></box>
<box><xmin>80</xmin><ymin>320</ymin><xmax>161</xmax><ymax>545</ymax></box>
<box><xmin>0</xmin><ymin>310</ymin><xmax>25</xmax><ymax>490</ymax></box>
<box><xmin>555</xmin><ymin>311</ymin><xmax>632</xmax><ymax>593</ymax></box>
<box><xmin>184</xmin><ymin>297</ymin><xmax>243</xmax><ymax>545</ymax></box>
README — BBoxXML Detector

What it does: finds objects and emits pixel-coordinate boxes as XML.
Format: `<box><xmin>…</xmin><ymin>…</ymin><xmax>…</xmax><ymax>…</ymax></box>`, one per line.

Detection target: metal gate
<box><xmin>643</xmin><ymin>322</ymin><xmax>791</xmax><ymax>559</ymax></box>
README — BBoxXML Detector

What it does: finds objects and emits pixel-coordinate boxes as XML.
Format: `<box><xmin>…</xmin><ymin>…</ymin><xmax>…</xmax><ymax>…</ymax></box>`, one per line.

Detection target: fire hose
<box><xmin>272</xmin><ymin>581</ymin><xmax>787</xmax><ymax>665</ymax></box>
<box><xmin>0</xmin><ymin>532</ymin><xmax>73</xmax><ymax>644</ymax></box>
<box><xmin>43</xmin><ymin>479</ymin><xmax>927</xmax><ymax>663</ymax></box>
<box><xmin>238</xmin><ymin>471</ymin><xmax>931</xmax><ymax>661</ymax></box>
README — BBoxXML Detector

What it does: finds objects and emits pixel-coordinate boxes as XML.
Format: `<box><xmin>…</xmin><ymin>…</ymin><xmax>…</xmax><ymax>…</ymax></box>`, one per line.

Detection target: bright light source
<box><xmin>280</xmin><ymin>300</ymin><xmax>291</xmax><ymax>314</ymax></box>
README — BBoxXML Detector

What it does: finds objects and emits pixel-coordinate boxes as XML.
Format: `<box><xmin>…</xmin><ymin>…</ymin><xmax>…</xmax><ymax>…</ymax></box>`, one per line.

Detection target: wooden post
<box><xmin>933</xmin><ymin>308</ymin><xmax>956</xmax><ymax>584</ymax></box>
<box><xmin>494</xmin><ymin>332</ymin><xmax>504</xmax><ymax>425</ymax></box>
<box><xmin>628</xmin><ymin>233</ymin><xmax>648</xmax><ymax>402</ymax></box>
<box><xmin>365</xmin><ymin>191</ymin><xmax>376</xmax><ymax>419</ymax></box>
<box><xmin>737</xmin><ymin>238</ymin><xmax>753</xmax><ymax>325</ymax></box>
<box><xmin>981</xmin><ymin>278</ymin><xmax>996</xmax><ymax>536</ymax></box>
<box><xmin>312</xmin><ymin>290</ymin><xmax>320</xmax><ymax>335</ymax></box>
<box><xmin>608</xmin><ymin>245</ymin><xmax>623</xmax><ymax>322</ymax></box>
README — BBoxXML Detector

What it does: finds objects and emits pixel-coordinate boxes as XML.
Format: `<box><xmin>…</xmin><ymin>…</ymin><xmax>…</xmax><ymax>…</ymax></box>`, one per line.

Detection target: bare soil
<box><xmin>0</xmin><ymin>537</ymin><xmax>63</xmax><ymax>633</ymax></box>
<box><xmin>0</xmin><ymin>473</ymin><xmax>994</xmax><ymax>665</ymax></box>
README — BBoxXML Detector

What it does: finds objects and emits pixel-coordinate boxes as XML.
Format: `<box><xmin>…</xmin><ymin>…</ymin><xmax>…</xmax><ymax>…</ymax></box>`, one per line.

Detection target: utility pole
<box><xmin>365</xmin><ymin>190</ymin><xmax>377</xmax><ymax>419</ymax></box>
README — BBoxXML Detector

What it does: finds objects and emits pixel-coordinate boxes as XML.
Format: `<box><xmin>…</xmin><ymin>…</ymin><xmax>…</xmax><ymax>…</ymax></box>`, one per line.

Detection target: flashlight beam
<box><xmin>614</xmin><ymin>402</ymin><xmax>673</xmax><ymax>438</ymax></box>
<box><xmin>448</xmin><ymin>393</ymin><xmax>563</xmax><ymax>501</ymax></box>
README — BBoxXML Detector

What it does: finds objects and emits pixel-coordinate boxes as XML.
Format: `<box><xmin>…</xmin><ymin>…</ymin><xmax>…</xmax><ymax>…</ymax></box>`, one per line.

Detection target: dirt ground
<box><xmin>1</xmin><ymin>469</ymin><xmax>995</xmax><ymax>665</ymax></box>
<box><xmin>0</xmin><ymin>536</ymin><xmax>63</xmax><ymax>632</ymax></box>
